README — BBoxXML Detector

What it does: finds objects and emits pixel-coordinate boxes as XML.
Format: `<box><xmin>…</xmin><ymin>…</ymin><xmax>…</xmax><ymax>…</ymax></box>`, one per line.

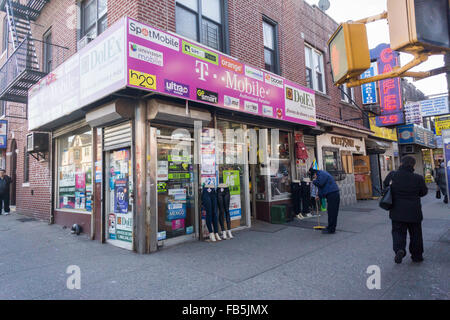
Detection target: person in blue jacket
<box><xmin>309</xmin><ymin>168</ymin><xmax>340</xmax><ymax>234</ymax></box>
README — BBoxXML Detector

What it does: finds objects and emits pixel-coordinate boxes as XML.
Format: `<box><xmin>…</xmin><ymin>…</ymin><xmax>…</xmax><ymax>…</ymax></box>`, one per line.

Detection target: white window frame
<box><xmin>340</xmin><ymin>84</ymin><xmax>355</xmax><ymax>104</ymax></box>
<box><xmin>304</xmin><ymin>44</ymin><xmax>326</xmax><ymax>94</ymax></box>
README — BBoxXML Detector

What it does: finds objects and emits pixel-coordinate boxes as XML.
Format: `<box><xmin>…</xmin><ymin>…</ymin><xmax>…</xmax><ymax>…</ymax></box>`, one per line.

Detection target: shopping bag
<box><xmin>379</xmin><ymin>186</ymin><xmax>393</xmax><ymax>211</ymax></box>
<box><xmin>436</xmin><ymin>189</ymin><xmax>441</xmax><ymax>199</ymax></box>
<box><xmin>320</xmin><ymin>198</ymin><xmax>327</xmax><ymax>211</ymax></box>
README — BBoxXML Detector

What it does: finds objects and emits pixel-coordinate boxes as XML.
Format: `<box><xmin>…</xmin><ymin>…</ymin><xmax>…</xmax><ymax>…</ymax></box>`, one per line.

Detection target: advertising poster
<box><xmin>0</xmin><ymin>120</ymin><xmax>7</xmax><ymax>149</ymax></box>
<box><xmin>166</xmin><ymin>202</ymin><xmax>187</xmax><ymax>221</ymax></box>
<box><xmin>224</xmin><ymin>170</ymin><xmax>241</xmax><ymax>220</ymax></box>
<box><xmin>116</xmin><ymin>214</ymin><xmax>133</xmax><ymax>242</ymax></box>
<box><xmin>443</xmin><ymin>129</ymin><xmax>450</xmax><ymax>207</ymax></box>
<box><xmin>114</xmin><ymin>178</ymin><xmax>129</xmax><ymax>214</ymax></box>
<box><xmin>419</xmin><ymin>96</ymin><xmax>449</xmax><ymax>117</ymax></box>
<box><xmin>157</xmin><ymin>161</ymin><xmax>169</xmax><ymax>181</ymax></box>
<box><xmin>126</xmin><ymin>17</ymin><xmax>316</xmax><ymax>127</ymax></box>
<box><xmin>108</xmin><ymin>214</ymin><xmax>116</xmax><ymax>240</ymax></box>
<box><xmin>435</xmin><ymin>115</ymin><xmax>450</xmax><ymax>136</ymax></box>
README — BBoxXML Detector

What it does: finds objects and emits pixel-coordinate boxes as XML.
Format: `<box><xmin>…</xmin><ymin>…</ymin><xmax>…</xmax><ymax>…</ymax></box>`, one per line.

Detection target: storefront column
<box><xmin>134</xmin><ymin>100</ymin><xmax>149</xmax><ymax>254</ymax></box>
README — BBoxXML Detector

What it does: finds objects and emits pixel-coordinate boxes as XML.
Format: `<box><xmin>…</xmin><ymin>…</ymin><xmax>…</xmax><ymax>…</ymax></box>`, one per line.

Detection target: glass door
<box><xmin>105</xmin><ymin>148</ymin><xmax>133</xmax><ymax>250</ymax></box>
<box><xmin>156</xmin><ymin>127</ymin><xmax>196</xmax><ymax>242</ymax></box>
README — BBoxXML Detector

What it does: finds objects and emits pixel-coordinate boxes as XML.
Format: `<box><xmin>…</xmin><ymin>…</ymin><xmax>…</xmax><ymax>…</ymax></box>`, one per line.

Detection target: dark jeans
<box><xmin>391</xmin><ymin>221</ymin><xmax>424</xmax><ymax>259</ymax></box>
<box><xmin>0</xmin><ymin>193</ymin><xmax>10</xmax><ymax>213</ymax></box>
<box><xmin>326</xmin><ymin>191</ymin><xmax>340</xmax><ymax>232</ymax></box>
<box><xmin>217</xmin><ymin>187</ymin><xmax>231</xmax><ymax>231</ymax></box>
<box><xmin>300</xmin><ymin>181</ymin><xmax>311</xmax><ymax>214</ymax></box>
<box><xmin>201</xmin><ymin>187</ymin><xmax>218</xmax><ymax>234</ymax></box>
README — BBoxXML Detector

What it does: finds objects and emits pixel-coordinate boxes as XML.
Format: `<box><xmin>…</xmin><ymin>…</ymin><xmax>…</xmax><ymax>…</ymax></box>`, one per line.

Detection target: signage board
<box><xmin>419</xmin><ymin>96</ymin><xmax>449</xmax><ymax>117</ymax></box>
<box><xmin>372</xmin><ymin>44</ymin><xmax>404</xmax><ymax>127</ymax></box>
<box><xmin>369</xmin><ymin>116</ymin><xmax>398</xmax><ymax>141</ymax></box>
<box><xmin>360</xmin><ymin>62</ymin><xmax>378</xmax><ymax>105</ymax></box>
<box><xmin>397</xmin><ymin>124</ymin><xmax>436</xmax><ymax>148</ymax></box>
<box><xmin>435</xmin><ymin>115</ymin><xmax>450</xmax><ymax>136</ymax></box>
<box><xmin>404</xmin><ymin>102</ymin><xmax>423</xmax><ymax>125</ymax></box>
<box><xmin>125</xmin><ymin>17</ymin><xmax>315</xmax><ymax>127</ymax></box>
<box><xmin>0</xmin><ymin>120</ymin><xmax>7</xmax><ymax>149</ymax></box>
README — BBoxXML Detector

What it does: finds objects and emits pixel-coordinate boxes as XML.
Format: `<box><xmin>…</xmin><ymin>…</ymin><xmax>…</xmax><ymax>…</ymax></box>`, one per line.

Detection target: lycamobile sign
<box><xmin>28</xmin><ymin>17</ymin><xmax>316</xmax><ymax>130</ymax></box>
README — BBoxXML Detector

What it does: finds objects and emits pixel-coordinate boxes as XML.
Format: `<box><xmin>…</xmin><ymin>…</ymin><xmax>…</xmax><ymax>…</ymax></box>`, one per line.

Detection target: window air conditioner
<box><xmin>77</xmin><ymin>34</ymin><xmax>95</xmax><ymax>51</ymax></box>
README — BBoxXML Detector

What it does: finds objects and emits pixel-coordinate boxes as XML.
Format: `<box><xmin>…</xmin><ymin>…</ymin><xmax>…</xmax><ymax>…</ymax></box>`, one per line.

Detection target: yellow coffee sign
<box><xmin>435</xmin><ymin>116</ymin><xmax>450</xmax><ymax>136</ymax></box>
<box><xmin>369</xmin><ymin>117</ymin><xmax>398</xmax><ymax>141</ymax></box>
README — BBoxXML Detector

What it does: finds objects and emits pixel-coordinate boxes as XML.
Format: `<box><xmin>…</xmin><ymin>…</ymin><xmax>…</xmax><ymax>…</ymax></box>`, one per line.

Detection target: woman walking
<box><xmin>383</xmin><ymin>156</ymin><xmax>428</xmax><ymax>264</ymax></box>
<box><xmin>434</xmin><ymin>161</ymin><xmax>448</xmax><ymax>204</ymax></box>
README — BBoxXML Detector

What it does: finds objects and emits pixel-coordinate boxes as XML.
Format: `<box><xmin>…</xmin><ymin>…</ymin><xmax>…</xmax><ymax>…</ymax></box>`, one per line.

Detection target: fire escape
<box><xmin>0</xmin><ymin>0</ymin><xmax>53</xmax><ymax>104</ymax></box>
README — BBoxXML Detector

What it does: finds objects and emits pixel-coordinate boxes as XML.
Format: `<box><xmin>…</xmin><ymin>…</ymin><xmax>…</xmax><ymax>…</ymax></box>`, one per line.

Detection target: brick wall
<box><xmin>1</xmin><ymin>0</ymin><xmax>368</xmax><ymax>221</ymax></box>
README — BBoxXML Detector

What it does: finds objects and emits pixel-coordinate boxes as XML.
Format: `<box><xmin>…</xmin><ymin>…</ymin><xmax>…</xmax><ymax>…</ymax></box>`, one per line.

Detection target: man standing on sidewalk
<box><xmin>0</xmin><ymin>169</ymin><xmax>12</xmax><ymax>216</ymax></box>
<box><xmin>310</xmin><ymin>168</ymin><xmax>340</xmax><ymax>234</ymax></box>
<box><xmin>383</xmin><ymin>156</ymin><xmax>428</xmax><ymax>264</ymax></box>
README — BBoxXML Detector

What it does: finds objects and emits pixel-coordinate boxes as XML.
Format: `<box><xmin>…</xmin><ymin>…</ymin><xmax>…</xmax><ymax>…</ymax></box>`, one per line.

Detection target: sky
<box><xmin>304</xmin><ymin>0</ymin><xmax>448</xmax><ymax>97</ymax></box>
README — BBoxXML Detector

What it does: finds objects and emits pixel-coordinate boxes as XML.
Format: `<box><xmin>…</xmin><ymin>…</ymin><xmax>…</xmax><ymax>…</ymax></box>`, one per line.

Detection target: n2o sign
<box><xmin>129</xmin><ymin>69</ymin><xmax>156</xmax><ymax>90</ymax></box>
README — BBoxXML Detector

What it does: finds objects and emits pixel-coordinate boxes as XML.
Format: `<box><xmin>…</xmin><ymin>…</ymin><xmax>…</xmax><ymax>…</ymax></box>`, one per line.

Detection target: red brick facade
<box><xmin>1</xmin><ymin>0</ymin><xmax>365</xmax><ymax>223</ymax></box>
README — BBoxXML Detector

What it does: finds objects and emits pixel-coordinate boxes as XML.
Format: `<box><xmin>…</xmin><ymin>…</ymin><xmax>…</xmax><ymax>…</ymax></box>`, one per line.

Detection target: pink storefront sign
<box><xmin>126</xmin><ymin>17</ymin><xmax>316</xmax><ymax>127</ymax></box>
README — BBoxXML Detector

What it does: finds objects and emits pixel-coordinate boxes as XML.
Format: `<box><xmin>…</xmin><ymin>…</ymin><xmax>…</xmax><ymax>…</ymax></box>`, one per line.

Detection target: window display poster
<box><xmin>166</xmin><ymin>202</ymin><xmax>187</xmax><ymax>221</ymax></box>
<box><xmin>95</xmin><ymin>161</ymin><xmax>102</xmax><ymax>183</ymax></box>
<box><xmin>223</xmin><ymin>170</ymin><xmax>240</xmax><ymax>195</ymax></box>
<box><xmin>75</xmin><ymin>172</ymin><xmax>86</xmax><ymax>190</ymax></box>
<box><xmin>116</xmin><ymin>214</ymin><xmax>133</xmax><ymax>242</ymax></box>
<box><xmin>157</xmin><ymin>161</ymin><xmax>169</xmax><ymax>181</ymax></box>
<box><xmin>108</xmin><ymin>213</ymin><xmax>116</xmax><ymax>240</ymax></box>
<box><xmin>229</xmin><ymin>194</ymin><xmax>242</xmax><ymax>221</ymax></box>
<box><xmin>172</xmin><ymin>218</ymin><xmax>185</xmax><ymax>231</ymax></box>
<box><xmin>114</xmin><ymin>178</ymin><xmax>129</xmax><ymax>214</ymax></box>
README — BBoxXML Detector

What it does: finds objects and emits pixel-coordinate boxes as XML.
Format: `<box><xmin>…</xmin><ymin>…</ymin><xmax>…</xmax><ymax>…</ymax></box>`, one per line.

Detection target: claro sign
<box><xmin>28</xmin><ymin>17</ymin><xmax>316</xmax><ymax>130</ymax></box>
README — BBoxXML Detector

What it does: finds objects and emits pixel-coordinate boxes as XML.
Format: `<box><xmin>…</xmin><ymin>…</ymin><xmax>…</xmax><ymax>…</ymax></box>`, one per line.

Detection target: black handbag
<box><xmin>436</xmin><ymin>189</ymin><xmax>441</xmax><ymax>199</ymax></box>
<box><xmin>379</xmin><ymin>186</ymin><xmax>393</xmax><ymax>211</ymax></box>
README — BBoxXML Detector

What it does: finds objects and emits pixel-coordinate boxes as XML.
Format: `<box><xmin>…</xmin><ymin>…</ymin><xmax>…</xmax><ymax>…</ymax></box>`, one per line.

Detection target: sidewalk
<box><xmin>0</xmin><ymin>189</ymin><xmax>449</xmax><ymax>300</ymax></box>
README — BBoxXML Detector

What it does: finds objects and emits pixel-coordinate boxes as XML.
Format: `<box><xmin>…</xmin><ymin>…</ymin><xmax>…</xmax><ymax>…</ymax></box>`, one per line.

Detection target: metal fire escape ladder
<box><xmin>0</xmin><ymin>0</ymin><xmax>49</xmax><ymax>104</ymax></box>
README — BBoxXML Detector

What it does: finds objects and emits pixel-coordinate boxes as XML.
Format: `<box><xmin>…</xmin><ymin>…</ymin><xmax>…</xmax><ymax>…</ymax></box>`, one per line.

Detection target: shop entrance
<box><xmin>156</xmin><ymin>127</ymin><xmax>198</xmax><ymax>244</ymax></box>
<box><xmin>105</xmin><ymin>148</ymin><xmax>133</xmax><ymax>250</ymax></box>
<box><xmin>354</xmin><ymin>155</ymin><xmax>372</xmax><ymax>200</ymax></box>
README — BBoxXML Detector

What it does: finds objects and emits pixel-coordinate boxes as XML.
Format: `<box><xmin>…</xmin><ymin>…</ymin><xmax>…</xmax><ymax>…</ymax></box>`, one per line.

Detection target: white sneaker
<box><xmin>222</xmin><ymin>231</ymin><xmax>228</xmax><ymax>240</ymax></box>
<box><xmin>3</xmin><ymin>212</ymin><xmax>9</xmax><ymax>216</ymax></box>
<box><xmin>296</xmin><ymin>214</ymin><xmax>304</xmax><ymax>219</ymax></box>
<box><xmin>214</xmin><ymin>233</ymin><xmax>222</xmax><ymax>241</ymax></box>
<box><xmin>227</xmin><ymin>230</ymin><xmax>233</xmax><ymax>239</ymax></box>
<box><xmin>209</xmin><ymin>233</ymin><xmax>216</xmax><ymax>242</ymax></box>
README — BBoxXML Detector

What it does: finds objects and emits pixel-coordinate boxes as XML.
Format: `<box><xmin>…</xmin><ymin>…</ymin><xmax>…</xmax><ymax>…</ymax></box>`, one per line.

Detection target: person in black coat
<box><xmin>0</xmin><ymin>169</ymin><xmax>12</xmax><ymax>216</ymax></box>
<box><xmin>383</xmin><ymin>156</ymin><xmax>428</xmax><ymax>264</ymax></box>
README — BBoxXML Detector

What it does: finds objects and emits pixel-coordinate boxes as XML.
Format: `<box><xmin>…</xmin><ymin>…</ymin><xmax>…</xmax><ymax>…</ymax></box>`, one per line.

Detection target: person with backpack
<box><xmin>383</xmin><ymin>156</ymin><xmax>428</xmax><ymax>264</ymax></box>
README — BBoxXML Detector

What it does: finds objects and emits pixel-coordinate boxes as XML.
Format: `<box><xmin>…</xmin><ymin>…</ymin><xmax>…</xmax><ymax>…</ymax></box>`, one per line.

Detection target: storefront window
<box><xmin>323</xmin><ymin>148</ymin><xmax>340</xmax><ymax>172</ymax></box>
<box><xmin>217</xmin><ymin>120</ymin><xmax>247</xmax><ymax>228</ymax></box>
<box><xmin>57</xmin><ymin>129</ymin><xmax>93</xmax><ymax>212</ymax></box>
<box><xmin>157</xmin><ymin>127</ymin><xmax>196</xmax><ymax>240</ymax></box>
<box><xmin>269</xmin><ymin>130</ymin><xmax>291</xmax><ymax>200</ymax></box>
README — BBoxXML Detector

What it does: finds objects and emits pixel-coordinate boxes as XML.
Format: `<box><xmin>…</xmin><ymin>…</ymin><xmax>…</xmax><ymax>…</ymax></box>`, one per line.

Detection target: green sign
<box><xmin>182</xmin><ymin>40</ymin><xmax>219</xmax><ymax>65</ymax></box>
<box><xmin>223</xmin><ymin>170</ymin><xmax>240</xmax><ymax>195</ymax></box>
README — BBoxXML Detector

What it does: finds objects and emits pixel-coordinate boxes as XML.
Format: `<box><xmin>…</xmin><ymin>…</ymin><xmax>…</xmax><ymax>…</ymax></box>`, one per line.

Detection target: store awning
<box><xmin>366</xmin><ymin>139</ymin><xmax>392</xmax><ymax>154</ymax></box>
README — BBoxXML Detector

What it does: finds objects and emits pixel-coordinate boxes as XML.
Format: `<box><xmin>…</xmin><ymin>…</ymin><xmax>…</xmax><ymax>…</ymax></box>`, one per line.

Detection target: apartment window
<box><xmin>2</xmin><ymin>17</ymin><xmax>8</xmax><ymax>52</ymax></box>
<box><xmin>23</xmin><ymin>147</ymin><xmax>29</xmax><ymax>183</ymax></box>
<box><xmin>263</xmin><ymin>19</ymin><xmax>279</xmax><ymax>74</ymax></box>
<box><xmin>0</xmin><ymin>101</ymin><xmax>5</xmax><ymax>117</ymax></box>
<box><xmin>340</xmin><ymin>84</ymin><xmax>354</xmax><ymax>104</ymax></box>
<box><xmin>305</xmin><ymin>45</ymin><xmax>326</xmax><ymax>94</ymax></box>
<box><xmin>43</xmin><ymin>30</ymin><xmax>52</xmax><ymax>73</ymax></box>
<box><xmin>81</xmin><ymin>0</ymin><xmax>107</xmax><ymax>39</ymax></box>
<box><xmin>175</xmin><ymin>0</ymin><xmax>225</xmax><ymax>52</ymax></box>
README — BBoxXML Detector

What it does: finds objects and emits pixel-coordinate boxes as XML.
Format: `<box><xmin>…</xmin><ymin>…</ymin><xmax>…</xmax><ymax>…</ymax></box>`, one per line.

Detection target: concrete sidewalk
<box><xmin>0</xmin><ymin>189</ymin><xmax>449</xmax><ymax>300</ymax></box>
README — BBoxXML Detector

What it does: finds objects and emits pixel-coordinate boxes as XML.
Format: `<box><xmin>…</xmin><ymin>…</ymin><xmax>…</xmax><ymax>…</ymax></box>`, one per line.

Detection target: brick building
<box><xmin>0</xmin><ymin>0</ymin><xmax>370</xmax><ymax>253</ymax></box>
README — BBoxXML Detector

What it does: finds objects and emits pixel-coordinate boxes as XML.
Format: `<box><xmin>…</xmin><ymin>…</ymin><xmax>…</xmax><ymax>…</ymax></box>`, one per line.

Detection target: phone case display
<box><xmin>157</xmin><ymin>128</ymin><xmax>195</xmax><ymax>240</ymax></box>
<box><xmin>107</xmin><ymin>149</ymin><xmax>133</xmax><ymax>243</ymax></box>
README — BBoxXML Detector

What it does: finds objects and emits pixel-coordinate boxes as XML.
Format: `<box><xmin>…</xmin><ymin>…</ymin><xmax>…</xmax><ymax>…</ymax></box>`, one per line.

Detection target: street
<box><xmin>0</xmin><ymin>186</ymin><xmax>449</xmax><ymax>300</ymax></box>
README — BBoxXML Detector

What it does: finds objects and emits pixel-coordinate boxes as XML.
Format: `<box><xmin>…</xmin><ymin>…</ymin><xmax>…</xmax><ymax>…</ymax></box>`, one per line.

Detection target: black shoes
<box><xmin>322</xmin><ymin>229</ymin><xmax>335</xmax><ymax>234</ymax></box>
<box><xmin>394</xmin><ymin>249</ymin><xmax>406</xmax><ymax>264</ymax></box>
<box><xmin>411</xmin><ymin>256</ymin><xmax>424</xmax><ymax>263</ymax></box>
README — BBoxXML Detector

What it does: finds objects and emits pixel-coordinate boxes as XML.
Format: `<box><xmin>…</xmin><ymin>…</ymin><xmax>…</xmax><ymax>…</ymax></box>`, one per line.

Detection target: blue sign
<box><xmin>167</xmin><ymin>202</ymin><xmax>187</xmax><ymax>221</ymax></box>
<box><xmin>360</xmin><ymin>64</ymin><xmax>377</xmax><ymax>105</ymax></box>
<box><xmin>0</xmin><ymin>120</ymin><xmax>7</xmax><ymax>149</ymax></box>
<box><xmin>114</xmin><ymin>179</ymin><xmax>129</xmax><ymax>214</ymax></box>
<box><xmin>397</xmin><ymin>124</ymin><xmax>436</xmax><ymax>148</ymax></box>
<box><xmin>419</xmin><ymin>96</ymin><xmax>449</xmax><ymax>117</ymax></box>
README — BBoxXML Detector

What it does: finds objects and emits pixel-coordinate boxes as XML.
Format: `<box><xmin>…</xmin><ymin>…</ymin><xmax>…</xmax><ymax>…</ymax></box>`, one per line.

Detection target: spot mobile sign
<box><xmin>28</xmin><ymin>17</ymin><xmax>316</xmax><ymax>130</ymax></box>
